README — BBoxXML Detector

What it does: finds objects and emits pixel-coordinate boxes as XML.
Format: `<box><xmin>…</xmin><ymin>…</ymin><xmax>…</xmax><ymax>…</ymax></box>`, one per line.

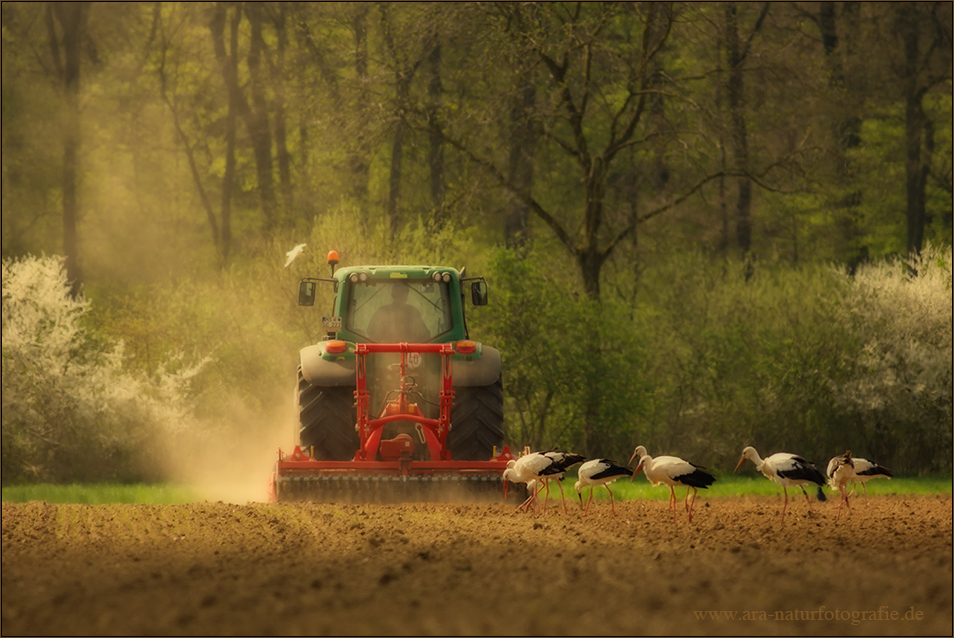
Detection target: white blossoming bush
<box><xmin>2</xmin><ymin>255</ymin><xmax>207</xmax><ymax>482</ymax></box>
<box><xmin>834</xmin><ymin>243</ymin><xmax>953</xmax><ymax>472</ymax></box>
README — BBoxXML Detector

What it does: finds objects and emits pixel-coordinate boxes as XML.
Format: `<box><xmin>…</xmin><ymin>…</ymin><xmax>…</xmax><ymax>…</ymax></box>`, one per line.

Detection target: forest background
<box><xmin>2</xmin><ymin>2</ymin><xmax>952</xmax><ymax>487</ymax></box>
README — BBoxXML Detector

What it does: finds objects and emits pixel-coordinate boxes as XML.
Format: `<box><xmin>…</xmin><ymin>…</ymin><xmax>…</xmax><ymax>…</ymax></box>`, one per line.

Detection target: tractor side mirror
<box><xmin>298</xmin><ymin>281</ymin><xmax>316</xmax><ymax>306</ymax></box>
<box><xmin>471</xmin><ymin>281</ymin><xmax>488</xmax><ymax>306</ymax></box>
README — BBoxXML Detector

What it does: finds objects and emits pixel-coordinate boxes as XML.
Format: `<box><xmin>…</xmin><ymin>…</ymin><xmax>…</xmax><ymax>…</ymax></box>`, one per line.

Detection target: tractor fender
<box><xmin>300</xmin><ymin>344</ymin><xmax>356</xmax><ymax>387</ymax></box>
<box><xmin>454</xmin><ymin>345</ymin><xmax>502</xmax><ymax>387</ymax></box>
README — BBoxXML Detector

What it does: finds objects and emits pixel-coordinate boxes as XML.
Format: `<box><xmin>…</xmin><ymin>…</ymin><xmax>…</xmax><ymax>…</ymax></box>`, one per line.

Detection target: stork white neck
<box><xmin>743</xmin><ymin>446</ymin><xmax>765</xmax><ymax>470</ymax></box>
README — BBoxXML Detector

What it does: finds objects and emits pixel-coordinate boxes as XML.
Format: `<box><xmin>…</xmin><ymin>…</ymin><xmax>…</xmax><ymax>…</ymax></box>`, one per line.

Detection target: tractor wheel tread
<box><xmin>448</xmin><ymin>377</ymin><xmax>504</xmax><ymax>461</ymax></box>
<box><xmin>297</xmin><ymin>368</ymin><xmax>358</xmax><ymax>461</ymax></box>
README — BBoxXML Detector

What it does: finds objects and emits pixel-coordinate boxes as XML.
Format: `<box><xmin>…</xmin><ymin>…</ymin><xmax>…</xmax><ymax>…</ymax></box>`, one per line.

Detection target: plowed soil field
<box><xmin>2</xmin><ymin>494</ymin><xmax>951</xmax><ymax>636</ymax></box>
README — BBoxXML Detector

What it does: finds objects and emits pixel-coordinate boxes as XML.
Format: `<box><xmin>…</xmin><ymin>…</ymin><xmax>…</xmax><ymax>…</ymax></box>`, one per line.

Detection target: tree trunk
<box><xmin>50</xmin><ymin>2</ymin><xmax>88</xmax><ymax>299</ymax></box>
<box><xmin>902</xmin><ymin>8</ymin><xmax>928</xmax><ymax>258</ymax></box>
<box><xmin>426</xmin><ymin>29</ymin><xmax>445</xmax><ymax>226</ymax></box>
<box><xmin>819</xmin><ymin>1</ymin><xmax>865</xmax><ymax>269</ymax></box>
<box><xmin>220</xmin><ymin>4</ymin><xmax>241</xmax><ymax>262</ymax></box>
<box><xmin>577</xmin><ymin>153</ymin><xmax>609</xmax><ymax>300</ymax></box>
<box><xmin>245</xmin><ymin>1</ymin><xmax>277</xmax><ymax>231</ymax></box>
<box><xmin>505</xmin><ymin>67</ymin><xmax>536</xmax><ymax>249</ymax></box>
<box><xmin>577</xmin><ymin>247</ymin><xmax>607</xmax><ymax>302</ymax></box>
<box><xmin>386</xmin><ymin>114</ymin><xmax>405</xmax><ymax>236</ymax></box>
<box><xmin>208</xmin><ymin>2</ymin><xmax>245</xmax><ymax>262</ymax></box>
<box><xmin>379</xmin><ymin>3</ymin><xmax>424</xmax><ymax>237</ymax></box>
<box><xmin>350</xmin><ymin>4</ymin><xmax>371</xmax><ymax>211</ymax></box>
<box><xmin>724</xmin><ymin>2</ymin><xmax>752</xmax><ymax>256</ymax></box>
<box><xmin>272</xmin><ymin>3</ymin><xmax>294</xmax><ymax>219</ymax></box>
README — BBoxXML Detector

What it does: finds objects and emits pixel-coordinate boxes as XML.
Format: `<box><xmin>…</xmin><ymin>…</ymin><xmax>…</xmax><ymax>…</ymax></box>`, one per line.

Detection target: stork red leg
<box><xmin>836</xmin><ymin>486</ymin><xmax>849</xmax><ymax>521</ymax></box>
<box><xmin>606</xmin><ymin>485</ymin><xmax>618</xmax><ymax>517</ymax></box>
<box><xmin>583</xmin><ymin>487</ymin><xmax>595</xmax><ymax>517</ymax></box>
<box><xmin>518</xmin><ymin>483</ymin><xmax>541</xmax><ymax>513</ymax></box>
<box><xmin>781</xmin><ymin>487</ymin><xmax>789</xmax><ymax>525</ymax></box>
<box><xmin>533</xmin><ymin>481</ymin><xmax>545</xmax><ymax>514</ymax></box>
<box><xmin>799</xmin><ymin>486</ymin><xmax>815</xmax><ymax>517</ymax></box>
<box><xmin>686</xmin><ymin>487</ymin><xmax>698</xmax><ymax>522</ymax></box>
<box><xmin>555</xmin><ymin>480</ymin><xmax>568</xmax><ymax>514</ymax></box>
<box><xmin>517</xmin><ymin>493</ymin><xmax>533</xmax><ymax>512</ymax></box>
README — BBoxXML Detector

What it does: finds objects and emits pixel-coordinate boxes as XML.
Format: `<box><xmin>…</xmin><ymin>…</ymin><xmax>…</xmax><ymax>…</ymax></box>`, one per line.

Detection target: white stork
<box><xmin>629</xmin><ymin>445</ymin><xmax>716</xmax><ymax>523</ymax></box>
<box><xmin>846</xmin><ymin>457</ymin><xmax>893</xmax><ymax>502</ymax></box>
<box><xmin>534</xmin><ymin>451</ymin><xmax>586</xmax><ymax>514</ymax></box>
<box><xmin>574</xmin><ymin>459</ymin><xmax>632</xmax><ymax>517</ymax></box>
<box><xmin>826</xmin><ymin>450</ymin><xmax>854</xmax><ymax>521</ymax></box>
<box><xmin>283</xmin><ymin>243</ymin><xmax>307</xmax><ymax>268</ymax></box>
<box><xmin>502</xmin><ymin>452</ymin><xmax>562</xmax><ymax>513</ymax></box>
<box><xmin>735</xmin><ymin>446</ymin><xmax>827</xmax><ymax>525</ymax></box>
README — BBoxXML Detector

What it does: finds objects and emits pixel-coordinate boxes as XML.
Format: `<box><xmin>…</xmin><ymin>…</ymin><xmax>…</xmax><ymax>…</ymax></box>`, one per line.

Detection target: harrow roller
<box><xmin>272</xmin><ymin>446</ymin><xmax>523</xmax><ymax>504</ymax></box>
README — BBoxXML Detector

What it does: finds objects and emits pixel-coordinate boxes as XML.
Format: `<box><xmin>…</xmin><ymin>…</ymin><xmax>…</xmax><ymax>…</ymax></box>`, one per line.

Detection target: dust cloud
<box><xmin>154</xmin><ymin>390</ymin><xmax>297</xmax><ymax>505</ymax></box>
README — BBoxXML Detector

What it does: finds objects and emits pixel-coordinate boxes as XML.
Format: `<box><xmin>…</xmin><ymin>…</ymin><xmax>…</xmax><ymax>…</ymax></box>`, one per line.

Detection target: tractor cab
<box><xmin>297</xmin><ymin>252</ymin><xmax>488</xmax><ymax>346</ymax></box>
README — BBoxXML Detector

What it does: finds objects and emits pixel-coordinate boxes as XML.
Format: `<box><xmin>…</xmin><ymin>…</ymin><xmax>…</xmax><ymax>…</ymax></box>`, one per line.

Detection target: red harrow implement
<box><xmin>271</xmin><ymin>342</ymin><xmax>516</xmax><ymax>503</ymax></box>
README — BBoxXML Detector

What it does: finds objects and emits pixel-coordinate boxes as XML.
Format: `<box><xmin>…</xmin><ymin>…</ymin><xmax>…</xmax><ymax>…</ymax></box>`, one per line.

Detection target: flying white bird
<box><xmin>735</xmin><ymin>446</ymin><xmax>826</xmax><ymax>525</ymax></box>
<box><xmin>284</xmin><ymin>243</ymin><xmax>307</xmax><ymax>268</ymax></box>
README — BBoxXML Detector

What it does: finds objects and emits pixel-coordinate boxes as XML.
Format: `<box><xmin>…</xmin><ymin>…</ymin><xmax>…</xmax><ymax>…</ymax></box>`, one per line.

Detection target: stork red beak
<box><xmin>503</xmin><ymin>480</ymin><xmax>509</xmax><ymax>500</ymax></box>
<box><xmin>734</xmin><ymin>457</ymin><xmax>746</xmax><ymax>473</ymax></box>
<box><xmin>630</xmin><ymin>462</ymin><xmax>643</xmax><ymax>479</ymax></box>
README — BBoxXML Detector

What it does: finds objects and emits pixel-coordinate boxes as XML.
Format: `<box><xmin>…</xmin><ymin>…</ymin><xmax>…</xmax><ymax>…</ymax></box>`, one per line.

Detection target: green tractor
<box><xmin>281</xmin><ymin>251</ymin><xmax>508</xmax><ymax>501</ymax></box>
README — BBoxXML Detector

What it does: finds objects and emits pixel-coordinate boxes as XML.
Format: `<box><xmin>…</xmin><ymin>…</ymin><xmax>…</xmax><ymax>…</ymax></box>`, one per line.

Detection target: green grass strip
<box><xmin>2</xmin><ymin>475</ymin><xmax>949</xmax><ymax>505</ymax></box>
<box><xmin>557</xmin><ymin>473</ymin><xmax>953</xmax><ymax>502</ymax></box>
<box><xmin>1</xmin><ymin>483</ymin><xmax>200</xmax><ymax>505</ymax></box>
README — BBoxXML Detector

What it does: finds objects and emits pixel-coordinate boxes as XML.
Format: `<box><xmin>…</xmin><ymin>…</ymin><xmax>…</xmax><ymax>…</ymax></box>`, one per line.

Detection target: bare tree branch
<box><xmin>434</xmin><ymin>126</ymin><xmax>577</xmax><ymax>255</ymax></box>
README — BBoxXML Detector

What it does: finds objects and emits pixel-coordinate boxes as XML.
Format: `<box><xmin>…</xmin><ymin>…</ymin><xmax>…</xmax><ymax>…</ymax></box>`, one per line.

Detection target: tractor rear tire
<box><xmin>448</xmin><ymin>377</ymin><xmax>504</xmax><ymax>461</ymax></box>
<box><xmin>297</xmin><ymin>369</ymin><xmax>358</xmax><ymax>461</ymax></box>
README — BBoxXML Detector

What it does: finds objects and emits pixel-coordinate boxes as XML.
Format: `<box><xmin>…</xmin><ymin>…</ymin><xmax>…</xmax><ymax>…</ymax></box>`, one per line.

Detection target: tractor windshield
<box><xmin>347</xmin><ymin>280</ymin><xmax>453</xmax><ymax>343</ymax></box>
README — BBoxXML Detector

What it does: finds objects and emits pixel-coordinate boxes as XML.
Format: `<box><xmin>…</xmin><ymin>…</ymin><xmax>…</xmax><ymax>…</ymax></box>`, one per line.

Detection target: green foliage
<box><xmin>5</xmin><ymin>237</ymin><xmax>951</xmax><ymax>486</ymax></box>
<box><xmin>831</xmin><ymin>242</ymin><xmax>953</xmax><ymax>472</ymax></box>
<box><xmin>481</xmin><ymin>243</ymin><xmax>648</xmax><ymax>459</ymax></box>
<box><xmin>1</xmin><ymin>3</ymin><xmax>952</xmax><ymax>484</ymax></box>
<box><xmin>2</xmin><ymin>255</ymin><xmax>207</xmax><ymax>483</ymax></box>
<box><xmin>1</xmin><ymin>482</ymin><xmax>199</xmax><ymax>505</ymax></box>
<box><xmin>482</xmin><ymin>246</ymin><xmax>590</xmax><ymax>451</ymax></box>
<box><xmin>619</xmin><ymin>251</ymin><xmax>857</xmax><ymax>468</ymax></box>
